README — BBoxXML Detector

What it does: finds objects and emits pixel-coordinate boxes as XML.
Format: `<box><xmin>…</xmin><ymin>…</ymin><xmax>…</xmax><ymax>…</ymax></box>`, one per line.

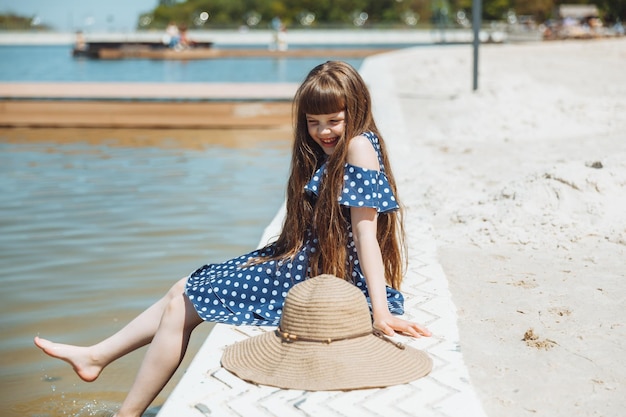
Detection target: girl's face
<box><xmin>306</xmin><ymin>111</ymin><xmax>346</xmax><ymax>156</ymax></box>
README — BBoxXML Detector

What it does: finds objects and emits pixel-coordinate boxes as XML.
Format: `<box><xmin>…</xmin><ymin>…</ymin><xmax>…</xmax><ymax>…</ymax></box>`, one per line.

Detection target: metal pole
<box><xmin>472</xmin><ymin>0</ymin><xmax>482</xmax><ymax>91</ymax></box>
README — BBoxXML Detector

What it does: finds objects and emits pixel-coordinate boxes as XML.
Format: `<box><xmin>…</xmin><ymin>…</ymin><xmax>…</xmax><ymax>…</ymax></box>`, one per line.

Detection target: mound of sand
<box><xmin>450</xmin><ymin>155</ymin><xmax>626</xmax><ymax>248</ymax></box>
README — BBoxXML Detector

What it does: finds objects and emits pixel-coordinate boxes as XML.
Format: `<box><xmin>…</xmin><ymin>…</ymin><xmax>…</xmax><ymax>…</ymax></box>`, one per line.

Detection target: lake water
<box><xmin>0</xmin><ymin>45</ymin><xmax>364</xmax><ymax>82</ymax></box>
<box><xmin>0</xmin><ymin>126</ymin><xmax>290</xmax><ymax>416</ymax></box>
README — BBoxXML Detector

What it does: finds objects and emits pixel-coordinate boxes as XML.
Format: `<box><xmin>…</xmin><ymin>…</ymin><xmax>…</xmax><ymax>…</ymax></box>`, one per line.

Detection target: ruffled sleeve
<box><xmin>305</xmin><ymin>162</ymin><xmax>399</xmax><ymax>213</ymax></box>
<box><xmin>338</xmin><ymin>163</ymin><xmax>399</xmax><ymax>212</ymax></box>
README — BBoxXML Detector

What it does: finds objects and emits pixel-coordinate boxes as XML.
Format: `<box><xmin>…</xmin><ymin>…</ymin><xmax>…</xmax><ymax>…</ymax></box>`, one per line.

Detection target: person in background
<box><xmin>178</xmin><ymin>25</ymin><xmax>192</xmax><ymax>49</ymax></box>
<box><xmin>164</xmin><ymin>21</ymin><xmax>180</xmax><ymax>48</ymax></box>
<box><xmin>74</xmin><ymin>30</ymin><xmax>86</xmax><ymax>51</ymax></box>
<box><xmin>270</xmin><ymin>16</ymin><xmax>288</xmax><ymax>51</ymax></box>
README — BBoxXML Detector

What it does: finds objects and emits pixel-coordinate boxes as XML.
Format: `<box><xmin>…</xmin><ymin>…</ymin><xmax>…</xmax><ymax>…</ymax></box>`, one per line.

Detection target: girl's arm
<box><xmin>351</xmin><ymin>206</ymin><xmax>431</xmax><ymax>338</ymax></box>
<box><xmin>348</xmin><ymin>136</ymin><xmax>431</xmax><ymax>338</ymax></box>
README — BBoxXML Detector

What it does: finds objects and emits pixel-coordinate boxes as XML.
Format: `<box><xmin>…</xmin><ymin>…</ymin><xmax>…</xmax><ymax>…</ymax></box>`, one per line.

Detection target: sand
<box><xmin>367</xmin><ymin>39</ymin><xmax>625</xmax><ymax>416</ymax></box>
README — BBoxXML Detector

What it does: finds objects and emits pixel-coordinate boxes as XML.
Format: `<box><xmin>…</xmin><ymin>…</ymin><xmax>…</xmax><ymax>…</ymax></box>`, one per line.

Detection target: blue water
<box><xmin>0</xmin><ymin>45</ymin><xmax>364</xmax><ymax>82</ymax></box>
<box><xmin>0</xmin><ymin>129</ymin><xmax>291</xmax><ymax>416</ymax></box>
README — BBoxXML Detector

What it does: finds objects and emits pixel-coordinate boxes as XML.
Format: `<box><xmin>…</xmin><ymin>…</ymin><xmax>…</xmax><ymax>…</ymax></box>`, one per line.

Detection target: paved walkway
<box><xmin>156</xmin><ymin>50</ymin><xmax>487</xmax><ymax>417</ymax></box>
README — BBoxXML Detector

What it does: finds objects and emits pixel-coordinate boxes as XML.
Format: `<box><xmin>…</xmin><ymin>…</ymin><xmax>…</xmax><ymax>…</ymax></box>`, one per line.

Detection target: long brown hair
<box><xmin>261</xmin><ymin>61</ymin><xmax>406</xmax><ymax>289</ymax></box>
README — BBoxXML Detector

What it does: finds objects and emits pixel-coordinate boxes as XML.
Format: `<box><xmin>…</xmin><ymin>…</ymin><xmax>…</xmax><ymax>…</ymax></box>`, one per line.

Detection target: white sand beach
<box><xmin>368</xmin><ymin>38</ymin><xmax>625</xmax><ymax>416</ymax></box>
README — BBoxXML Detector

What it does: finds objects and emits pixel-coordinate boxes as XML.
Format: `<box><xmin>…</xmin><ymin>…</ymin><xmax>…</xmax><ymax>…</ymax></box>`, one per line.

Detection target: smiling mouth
<box><xmin>320</xmin><ymin>137</ymin><xmax>338</xmax><ymax>147</ymax></box>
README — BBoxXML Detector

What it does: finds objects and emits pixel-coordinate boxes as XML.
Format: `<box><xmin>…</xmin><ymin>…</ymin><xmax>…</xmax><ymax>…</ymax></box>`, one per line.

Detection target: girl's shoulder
<box><xmin>351</xmin><ymin>131</ymin><xmax>379</xmax><ymax>147</ymax></box>
<box><xmin>347</xmin><ymin>131</ymin><xmax>381</xmax><ymax>172</ymax></box>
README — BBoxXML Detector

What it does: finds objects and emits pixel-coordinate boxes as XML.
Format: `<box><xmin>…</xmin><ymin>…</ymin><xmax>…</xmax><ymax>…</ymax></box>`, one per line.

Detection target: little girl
<box><xmin>34</xmin><ymin>61</ymin><xmax>431</xmax><ymax>417</ymax></box>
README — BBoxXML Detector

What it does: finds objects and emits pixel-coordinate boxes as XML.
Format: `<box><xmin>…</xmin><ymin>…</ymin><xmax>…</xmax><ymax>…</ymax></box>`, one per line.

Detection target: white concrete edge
<box><xmin>257</xmin><ymin>200</ymin><xmax>286</xmax><ymax>248</ymax></box>
<box><xmin>359</xmin><ymin>50</ymin><xmax>487</xmax><ymax>416</ymax></box>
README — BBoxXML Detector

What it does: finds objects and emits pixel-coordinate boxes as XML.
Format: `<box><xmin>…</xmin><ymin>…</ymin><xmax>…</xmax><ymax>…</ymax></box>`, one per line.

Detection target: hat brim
<box><xmin>221</xmin><ymin>330</ymin><xmax>432</xmax><ymax>391</ymax></box>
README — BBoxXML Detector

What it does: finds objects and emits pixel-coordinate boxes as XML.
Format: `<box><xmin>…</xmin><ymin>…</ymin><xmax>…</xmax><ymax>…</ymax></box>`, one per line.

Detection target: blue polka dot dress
<box><xmin>185</xmin><ymin>131</ymin><xmax>405</xmax><ymax>326</ymax></box>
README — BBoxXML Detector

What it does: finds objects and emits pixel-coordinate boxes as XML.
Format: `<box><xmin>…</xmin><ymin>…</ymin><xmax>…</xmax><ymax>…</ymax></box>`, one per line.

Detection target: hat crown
<box><xmin>279</xmin><ymin>274</ymin><xmax>372</xmax><ymax>340</ymax></box>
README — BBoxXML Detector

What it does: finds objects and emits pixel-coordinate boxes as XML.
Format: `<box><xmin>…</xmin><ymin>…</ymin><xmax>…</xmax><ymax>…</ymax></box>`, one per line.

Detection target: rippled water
<box><xmin>0</xmin><ymin>128</ymin><xmax>290</xmax><ymax>416</ymax></box>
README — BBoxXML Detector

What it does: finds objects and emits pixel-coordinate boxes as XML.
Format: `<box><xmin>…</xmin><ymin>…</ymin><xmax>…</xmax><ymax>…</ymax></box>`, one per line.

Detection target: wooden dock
<box><xmin>0</xmin><ymin>83</ymin><xmax>297</xmax><ymax>128</ymax></box>
<box><xmin>95</xmin><ymin>47</ymin><xmax>397</xmax><ymax>60</ymax></box>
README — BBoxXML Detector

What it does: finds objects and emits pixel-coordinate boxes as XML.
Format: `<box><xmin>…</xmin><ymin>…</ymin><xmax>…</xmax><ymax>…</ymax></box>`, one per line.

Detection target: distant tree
<box><xmin>512</xmin><ymin>0</ymin><xmax>553</xmax><ymax>21</ymax></box>
<box><xmin>591</xmin><ymin>0</ymin><xmax>626</xmax><ymax>22</ymax></box>
<box><xmin>0</xmin><ymin>13</ymin><xmax>52</xmax><ymax>31</ymax></box>
<box><xmin>137</xmin><ymin>0</ymin><xmax>625</xmax><ymax>28</ymax></box>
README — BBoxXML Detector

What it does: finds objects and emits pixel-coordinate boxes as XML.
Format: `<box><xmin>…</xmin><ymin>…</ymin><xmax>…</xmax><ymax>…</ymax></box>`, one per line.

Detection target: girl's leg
<box><xmin>116</xmin><ymin>284</ymin><xmax>203</xmax><ymax>417</ymax></box>
<box><xmin>34</xmin><ymin>277</ymin><xmax>191</xmax><ymax>382</ymax></box>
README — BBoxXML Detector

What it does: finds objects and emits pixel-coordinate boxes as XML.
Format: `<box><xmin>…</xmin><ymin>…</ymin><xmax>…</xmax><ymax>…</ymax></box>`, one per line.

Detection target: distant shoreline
<box><xmin>0</xmin><ymin>28</ymin><xmax>534</xmax><ymax>46</ymax></box>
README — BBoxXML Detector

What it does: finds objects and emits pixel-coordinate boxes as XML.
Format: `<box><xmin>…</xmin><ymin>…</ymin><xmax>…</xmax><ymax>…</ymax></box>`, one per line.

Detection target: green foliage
<box><xmin>591</xmin><ymin>0</ymin><xmax>626</xmax><ymax>22</ymax></box>
<box><xmin>0</xmin><ymin>13</ymin><xmax>52</xmax><ymax>30</ymax></box>
<box><xmin>138</xmin><ymin>0</ymin><xmax>626</xmax><ymax>29</ymax></box>
<box><xmin>141</xmin><ymin>0</ymin><xmax>433</xmax><ymax>28</ymax></box>
<box><xmin>483</xmin><ymin>0</ymin><xmax>511</xmax><ymax>19</ymax></box>
<box><xmin>513</xmin><ymin>0</ymin><xmax>553</xmax><ymax>19</ymax></box>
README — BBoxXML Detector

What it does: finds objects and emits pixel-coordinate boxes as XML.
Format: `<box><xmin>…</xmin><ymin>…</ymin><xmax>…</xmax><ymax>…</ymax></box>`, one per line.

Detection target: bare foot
<box><xmin>34</xmin><ymin>336</ymin><xmax>103</xmax><ymax>382</ymax></box>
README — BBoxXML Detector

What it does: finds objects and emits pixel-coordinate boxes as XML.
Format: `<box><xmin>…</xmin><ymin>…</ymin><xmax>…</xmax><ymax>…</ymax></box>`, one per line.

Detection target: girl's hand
<box><xmin>373</xmin><ymin>313</ymin><xmax>432</xmax><ymax>338</ymax></box>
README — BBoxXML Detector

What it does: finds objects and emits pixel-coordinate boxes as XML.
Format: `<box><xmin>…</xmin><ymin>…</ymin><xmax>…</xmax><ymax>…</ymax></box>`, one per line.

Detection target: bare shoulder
<box><xmin>347</xmin><ymin>135</ymin><xmax>379</xmax><ymax>171</ymax></box>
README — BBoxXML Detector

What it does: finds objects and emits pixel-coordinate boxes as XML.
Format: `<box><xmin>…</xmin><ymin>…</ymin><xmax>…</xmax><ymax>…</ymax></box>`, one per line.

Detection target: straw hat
<box><xmin>221</xmin><ymin>274</ymin><xmax>432</xmax><ymax>391</ymax></box>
